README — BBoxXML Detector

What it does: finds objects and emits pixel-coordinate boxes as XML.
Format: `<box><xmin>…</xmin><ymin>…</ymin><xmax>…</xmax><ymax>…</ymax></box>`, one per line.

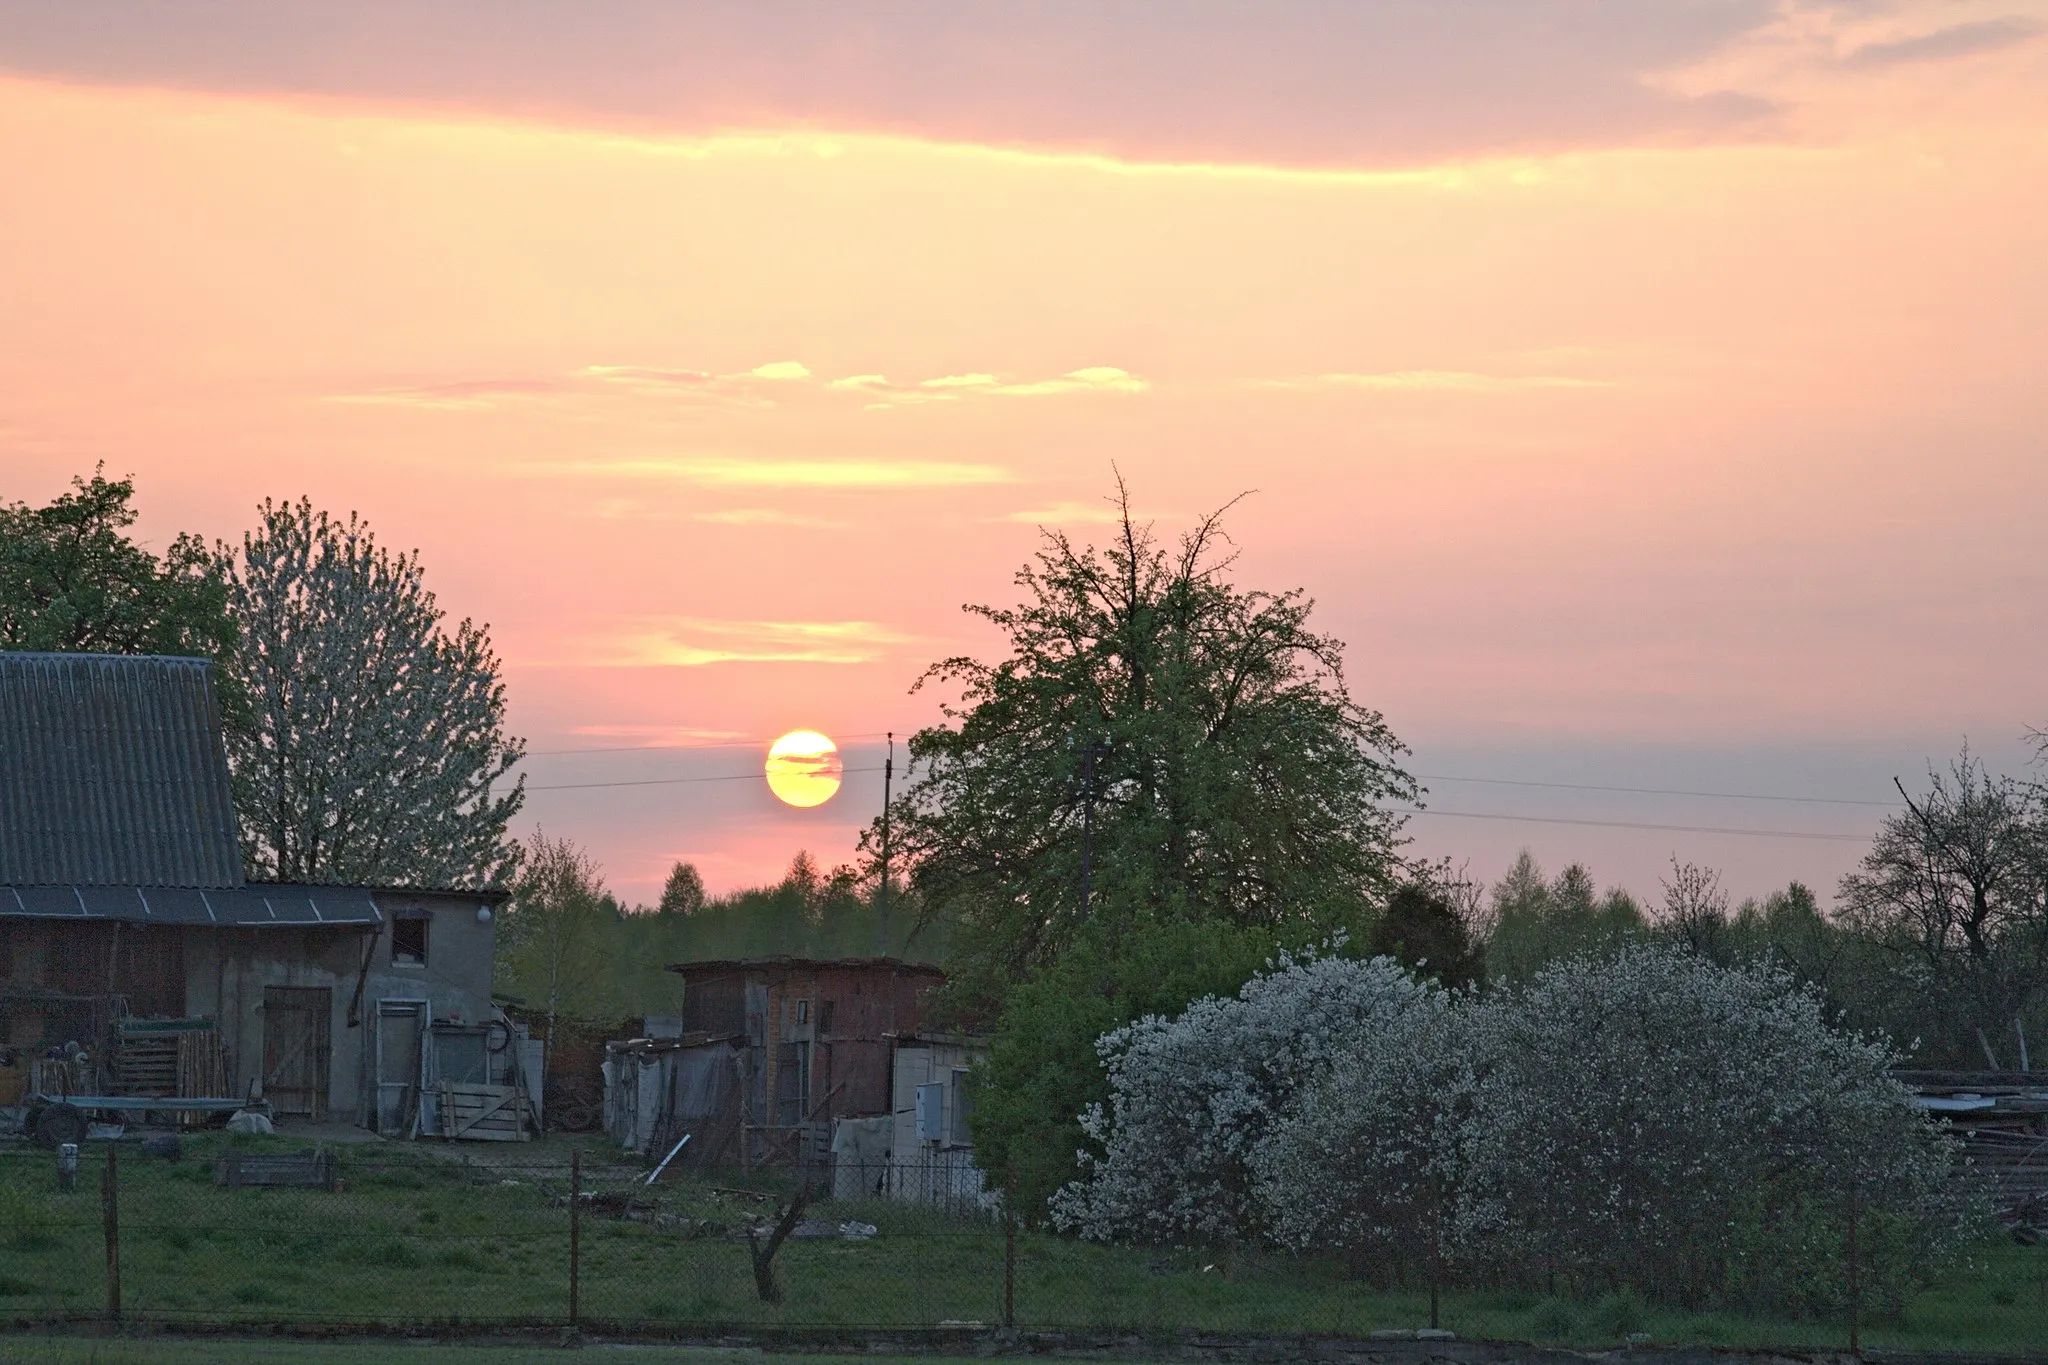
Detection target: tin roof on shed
<box><xmin>0</xmin><ymin>882</ymin><xmax>381</xmax><ymax>926</ymax></box>
<box><xmin>0</xmin><ymin>653</ymin><xmax>243</xmax><ymax>888</ymax></box>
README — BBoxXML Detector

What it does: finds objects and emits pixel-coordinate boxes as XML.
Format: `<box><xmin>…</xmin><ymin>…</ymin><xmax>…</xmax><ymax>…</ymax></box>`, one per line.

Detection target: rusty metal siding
<box><xmin>669</xmin><ymin>957</ymin><xmax>943</xmax><ymax>1129</ymax></box>
<box><xmin>0</xmin><ymin>653</ymin><xmax>242</xmax><ymax>888</ymax></box>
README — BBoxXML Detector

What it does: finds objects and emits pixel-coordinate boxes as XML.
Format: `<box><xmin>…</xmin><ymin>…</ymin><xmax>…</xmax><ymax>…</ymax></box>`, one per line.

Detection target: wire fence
<box><xmin>1</xmin><ymin>1139</ymin><xmax>2045</xmax><ymax>1355</ymax></box>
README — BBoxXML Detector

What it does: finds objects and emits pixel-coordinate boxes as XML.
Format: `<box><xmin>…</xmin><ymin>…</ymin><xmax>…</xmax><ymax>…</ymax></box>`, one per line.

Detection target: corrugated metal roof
<box><xmin>0</xmin><ymin>882</ymin><xmax>380</xmax><ymax>926</ymax></box>
<box><xmin>0</xmin><ymin>652</ymin><xmax>243</xmax><ymax>887</ymax></box>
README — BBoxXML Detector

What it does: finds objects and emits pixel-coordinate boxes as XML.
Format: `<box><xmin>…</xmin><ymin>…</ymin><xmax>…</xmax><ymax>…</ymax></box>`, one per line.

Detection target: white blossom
<box><xmin>1052</xmin><ymin>948</ymin><xmax>1426</xmax><ymax>1244</ymax></box>
<box><xmin>1062</xmin><ymin>940</ymin><xmax>1977</xmax><ymax>1311</ymax></box>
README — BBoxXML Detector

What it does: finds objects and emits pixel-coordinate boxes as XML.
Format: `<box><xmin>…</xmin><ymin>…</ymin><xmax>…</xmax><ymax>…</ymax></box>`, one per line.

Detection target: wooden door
<box><xmin>263</xmin><ymin>987</ymin><xmax>331</xmax><ymax>1119</ymax></box>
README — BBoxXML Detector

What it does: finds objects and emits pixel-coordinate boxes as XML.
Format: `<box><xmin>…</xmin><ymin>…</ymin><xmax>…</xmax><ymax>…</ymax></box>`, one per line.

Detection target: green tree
<box><xmin>876</xmin><ymin>486</ymin><xmax>1415</xmax><ymax>1013</ymax></box>
<box><xmin>877</xmin><ymin>486</ymin><xmax>1416</xmax><ymax>1209</ymax></box>
<box><xmin>657</xmin><ymin>860</ymin><xmax>707</xmax><ymax>917</ymax></box>
<box><xmin>0</xmin><ymin>468</ymin><xmax>235</xmax><ymax>667</ymax></box>
<box><xmin>221</xmin><ymin>498</ymin><xmax>525</xmax><ymax>886</ymax></box>
<box><xmin>970</xmin><ymin>918</ymin><xmax>1285</xmax><ymax>1221</ymax></box>
<box><xmin>1369</xmin><ymin>881</ymin><xmax>1485</xmax><ymax>989</ymax></box>
<box><xmin>497</xmin><ymin>831</ymin><xmax>614</xmax><ymax>1041</ymax></box>
<box><xmin>1483</xmin><ymin>851</ymin><xmax>1646</xmax><ymax>983</ymax></box>
<box><xmin>1837</xmin><ymin>749</ymin><xmax>2048</xmax><ymax>1065</ymax></box>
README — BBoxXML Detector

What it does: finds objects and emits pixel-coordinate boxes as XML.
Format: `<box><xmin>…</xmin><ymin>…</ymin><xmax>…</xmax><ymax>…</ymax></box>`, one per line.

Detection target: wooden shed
<box><xmin>664</xmin><ymin>956</ymin><xmax>943</xmax><ymax>1167</ymax></box>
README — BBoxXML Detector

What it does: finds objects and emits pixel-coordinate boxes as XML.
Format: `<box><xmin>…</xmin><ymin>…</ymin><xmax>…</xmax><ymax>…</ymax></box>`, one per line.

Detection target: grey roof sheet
<box><xmin>0</xmin><ymin>883</ymin><xmax>381</xmax><ymax>927</ymax></box>
<box><xmin>0</xmin><ymin>653</ymin><xmax>243</xmax><ymax>887</ymax></box>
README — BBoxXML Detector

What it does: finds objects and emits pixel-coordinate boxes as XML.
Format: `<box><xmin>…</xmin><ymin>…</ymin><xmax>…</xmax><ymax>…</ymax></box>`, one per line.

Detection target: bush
<box><xmin>1052</xmin><ymin>949</ymin><xmax>1425</xmax><ymax>1246</ymax></box>
<box><xmin>1466</xmin><ymin>944</ymin><xmax>1977</xmax><ymax>1311</ymax></box>
<box><xmin>1064</xmin><ymin>941</ymin><xmax>1981</xmax><ymax>1313</ymax></box>
<box><xmin>1253</xmin><ymin>985</ymin><xmax>1478</xmax><ymax>1274</ymax></box>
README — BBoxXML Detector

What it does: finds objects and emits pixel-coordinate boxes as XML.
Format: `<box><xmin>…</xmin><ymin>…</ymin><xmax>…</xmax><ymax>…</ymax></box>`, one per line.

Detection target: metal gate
<box><xmin>262</xmin><ymin>986</ymin><xmax>331</xmax><ymax>1118</ymax></box>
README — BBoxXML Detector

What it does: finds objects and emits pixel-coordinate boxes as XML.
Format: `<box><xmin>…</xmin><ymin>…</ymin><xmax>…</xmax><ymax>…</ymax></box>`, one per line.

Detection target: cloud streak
<box><xmin>325</xmin><ymin>378</ymin><xmax>563</xmax><ymax>410</ymax></box>
<box><xmin>1259</xmin><ymin>370</ymin><xmax>1618</xmax><ymax>394</ymax></box>
<box><xmin>593</xmin><ymin>617</ymin><xmax>918</xmax><ymax>667</ymax></box>
<box><xmin>519</xmin><ymin>457</ymin><xmax>1015</xmax><ymax>489</ymax></box>
<box><xmin>0</xmin><ymin>1</ymin><xmax>1790</xmax><ymax>167</ymax></box>
<box><xmin>830</xmin><ymin>365</ymin><xmax>1147</xmax><ymax>406</ymax></box>
<box><xmin>690</xmin><ymin>508</ymin><xmax>850</xmax><ymax>528</ymax></box>
<box><xmin>1845</xmin><ymin>15</ymin><xmax>2044</xmax><ymax>66</ymax></box>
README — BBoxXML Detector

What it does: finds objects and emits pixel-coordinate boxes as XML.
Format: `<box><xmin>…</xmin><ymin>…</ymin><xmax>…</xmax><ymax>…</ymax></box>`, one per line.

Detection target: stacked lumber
<box><xmin>175</xmin><ymin>1030</ymin><xmax>230</xmax><ymax>1127</ymax></box>
<box><xmin>115</xmin><ymin>1032</ymin><xmax>179</xmax><ymax>1096</ymax></box>
<box><xmin>1896</xmin><ymin>1069</ymin><xmax>2048</xmax><ymax>1216</ymax></box>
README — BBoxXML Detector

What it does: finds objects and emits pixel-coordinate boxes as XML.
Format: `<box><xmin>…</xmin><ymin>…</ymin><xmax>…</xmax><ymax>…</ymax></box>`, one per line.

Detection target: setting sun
<box><xmin>764</xmin><ymin>730</ymin><xmax>844</xmax><ymax>808</ymax></box>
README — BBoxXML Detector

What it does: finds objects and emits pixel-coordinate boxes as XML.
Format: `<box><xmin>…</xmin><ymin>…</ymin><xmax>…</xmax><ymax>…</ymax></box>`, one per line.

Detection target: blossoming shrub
<box><xmin>1051</xmin><ymin>950</ymin><xmax>1425</xmax><ymax>1245</ymax></box>
<box><xmin>1252</xmin><ymin>984</ymin><xmax>1484</xmax><ymax>1281</ymax></box>
<box><xmin>1464</xmin><ymin>944</ymin><xmax>1975</xmax><ymax>1311</ymax></box>
<box><xmin>1060</xmin><ymin>942</ymin><xmax>1977</xmax><ymax>1313</ymax></box>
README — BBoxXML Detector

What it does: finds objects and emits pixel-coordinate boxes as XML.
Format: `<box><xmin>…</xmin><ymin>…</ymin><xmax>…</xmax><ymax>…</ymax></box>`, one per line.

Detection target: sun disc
<box><xmin>765</xmin><ymin>729</ymin><xmax>843</xmax><ymax>808</ymax></box>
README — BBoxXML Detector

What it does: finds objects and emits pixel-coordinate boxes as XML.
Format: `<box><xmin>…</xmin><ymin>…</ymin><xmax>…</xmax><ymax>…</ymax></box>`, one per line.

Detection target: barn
<box><xmin>0</xmin><ymin>652</ymin><xmax>519</xmax><ymax>1137</ymax></box>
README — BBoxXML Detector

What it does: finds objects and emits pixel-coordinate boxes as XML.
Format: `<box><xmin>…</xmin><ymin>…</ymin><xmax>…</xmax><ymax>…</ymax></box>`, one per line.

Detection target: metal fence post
<box><xmin>569</xmin><ymin>1147</ymin><xmax>582</xmax><ymax>1327</ymax></box>
<box><xmin>1003</xmin><ymin>1211</ymin><xmax>1017</xmax><ymax>1329</ymax></box>
<box><xmin>102</xmin><ymin>1144</ymin><xmax>120</xmax><ymax>1322</ymax></box>
<box><xmin>1846</xmin><ymin>1187</ymin><xmax>1861</xmax><ymax>1357</ymax></box>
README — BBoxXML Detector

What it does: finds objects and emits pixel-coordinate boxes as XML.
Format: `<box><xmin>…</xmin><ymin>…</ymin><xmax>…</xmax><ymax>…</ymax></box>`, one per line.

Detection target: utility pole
<box><xmin>877</xmin><ymin>732</ymin><xmax>893</xmax><ymax>957</ymax></box>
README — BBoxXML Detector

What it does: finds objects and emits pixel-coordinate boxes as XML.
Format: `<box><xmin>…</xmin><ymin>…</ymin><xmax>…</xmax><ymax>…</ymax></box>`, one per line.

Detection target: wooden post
<box><xmin>1003</xmin><ymin>1211</ymin><xmax>1017</xmax><ymax>1329</ymax></box>
<box><xmin>102</xmin><ymin>1144</ymin><xmax>121</xmax><ymax>1322</ymax></box>
<box><xmin>569</xmin><ymin>1147</ymin><xmax>582</xmax><ymax>1327</ymax></box>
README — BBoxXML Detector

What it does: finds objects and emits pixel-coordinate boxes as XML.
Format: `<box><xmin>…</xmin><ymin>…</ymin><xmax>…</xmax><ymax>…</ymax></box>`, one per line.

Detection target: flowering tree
<box><xmin>1464</xmin><ymin>944</ymin><xmax>1973</xmax><ymax>1310</ymax></box>
<box><xmin>1065</xmin><ymin>940</ymin><xmax>1976</xmax><ymax>1314</ymax></box>
<box><xmin>1252</xmin><ymin>986</ymin><xmax>1481</xmax><ymax>1310</ymax></box>
<box><xmin>222</xmin><ymin>499</ymin><xmax>525</xmax><ymax>886</ymax></box>
<box><xmin>1052</xmin><ymin>949</ymin><xmax>1424</xmax><ymax>1245</ymax></box>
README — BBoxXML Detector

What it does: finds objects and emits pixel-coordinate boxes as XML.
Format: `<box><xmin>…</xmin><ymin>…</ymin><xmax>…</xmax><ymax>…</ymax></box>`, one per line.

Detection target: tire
<box><xmin>33</xmin><ymin>1101</ymin><xmax>87</xmax><ymax>1150</ymax></box>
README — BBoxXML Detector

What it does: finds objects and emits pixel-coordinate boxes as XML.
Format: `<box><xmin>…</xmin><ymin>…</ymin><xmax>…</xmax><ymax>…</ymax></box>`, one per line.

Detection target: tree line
<box><xmin>12</xmin><ymin>466</ymin><xmax>2048</xmax><ymax>1261</ymax></box>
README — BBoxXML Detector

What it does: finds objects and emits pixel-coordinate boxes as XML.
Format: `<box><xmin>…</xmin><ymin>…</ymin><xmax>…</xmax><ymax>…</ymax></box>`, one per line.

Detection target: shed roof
<box><xmin>0</xmin><ymin>653</ymin><xmax>242</xmax><ymax>888</ymax></box>
<box><xmin>0</xmin><ymin>882</ymin><xmax>380</xmax><ymax>926</ymax></box>
<box><xmin>666</xmin><ymin>955</ymin><xmax>946</xmax><ymax>980</ymax></box>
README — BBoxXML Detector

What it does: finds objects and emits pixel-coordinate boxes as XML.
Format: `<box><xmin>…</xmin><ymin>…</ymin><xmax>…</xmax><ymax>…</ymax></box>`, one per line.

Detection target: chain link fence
<box><xmin>1</xmin><ymin>1139</ymin><xmax>2044</xmax><ymax>1354</ymax></box>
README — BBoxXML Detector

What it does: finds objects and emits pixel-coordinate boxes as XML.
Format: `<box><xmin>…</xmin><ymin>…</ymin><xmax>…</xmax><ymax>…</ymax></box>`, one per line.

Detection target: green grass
<box><xmin>1</xmin><ymin>1136</ymin><xmax>2044</xmax><ymax>1354</ymax></box>
<box><xmin>0</xmin><ymin>1342</ymin><xmax>1004</xmax><ymax>1365</ymax></box>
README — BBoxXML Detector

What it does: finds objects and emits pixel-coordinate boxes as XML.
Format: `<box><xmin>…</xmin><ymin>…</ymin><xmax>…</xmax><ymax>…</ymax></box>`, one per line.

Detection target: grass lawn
<box><xmin>3</xmin><ymin>1133</ymin><xmax>2044</xmax><ymax>1355</ymax></box>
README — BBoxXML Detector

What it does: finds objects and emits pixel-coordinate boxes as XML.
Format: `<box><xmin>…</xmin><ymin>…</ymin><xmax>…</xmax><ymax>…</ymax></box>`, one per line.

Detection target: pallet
<box><xmin>215</xmin><ymin>1147</ymin><xmax>338</xmax><ymax>1190</ymax></box>
<box><xmin>438</xmin><ymin>1082</ymin><xmax>529</xmax><ymax>1142</ymax></box>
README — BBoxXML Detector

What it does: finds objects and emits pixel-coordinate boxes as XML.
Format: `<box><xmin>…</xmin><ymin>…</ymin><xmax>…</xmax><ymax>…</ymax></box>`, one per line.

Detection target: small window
<box><xmin>391</xmin><ymin>915</ymin><xmax>428</xmax><ymax>967</ymax></box>
<box><xmin>794</xmin><ymin>999</ymin><xmax>810</xmax><ymax>1024</ymax></box>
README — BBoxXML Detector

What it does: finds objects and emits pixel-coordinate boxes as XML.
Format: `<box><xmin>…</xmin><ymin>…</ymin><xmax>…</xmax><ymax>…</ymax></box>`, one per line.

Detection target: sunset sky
<box><xmin>3</xmin><ymin>1</ymin><xmax>2044</xmax><ymax>908</ymax></box>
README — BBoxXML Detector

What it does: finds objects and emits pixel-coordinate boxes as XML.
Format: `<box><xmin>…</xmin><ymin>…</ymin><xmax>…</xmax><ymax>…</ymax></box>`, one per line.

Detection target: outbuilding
<box><xmin>0</xmin><ymin>652</ymin><xmax>524</xmax><ymax>1137</ymax></box>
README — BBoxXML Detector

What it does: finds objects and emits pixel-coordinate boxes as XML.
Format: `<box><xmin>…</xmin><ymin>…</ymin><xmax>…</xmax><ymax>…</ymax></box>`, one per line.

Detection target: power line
<box><xmin>525</xmin><ymin>765</ymin><xmax>885</xmax><ymax>793</ymax></box>
<box><xmin>1404</xmin><ymin>808</ymin><xmax>1869</xmax><ymax>843</ymax></box>
<box><xmin>524</xmin><ymin>731</ymin><xmax>901</xmax><ymax>757</ymax></box>
<box><xmin>1412</xmin><ymin>773</ymin><xmax>1898</xmax><ymax>809</ymax></box>
<box><xmin>518</xmin><ymin>742</ymin><xmax>1898</xmax><ymax>809</ymax></box>
<box><xmin>517</xmin><ymin>768</ymin><xmax>1874</xmax><ymax>844</ymax></box>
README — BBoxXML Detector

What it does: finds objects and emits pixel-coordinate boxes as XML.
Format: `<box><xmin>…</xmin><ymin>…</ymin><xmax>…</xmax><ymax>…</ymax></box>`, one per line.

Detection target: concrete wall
<box><xmin>181</xmin><ymin>889</ymin><xmax>500</xmax><ymax>1124</ymax></box>
<box><xmin>183</xmin><ymin>924</ymin><xmax>367</xmax><ymax>1118</ymax></box>
<box><xmin>888</xmin><ymin>1036</ymin><xmax>987</xmax><ymax>1205</ymax></box>
<box><xmin>890</xmin><ymin>1036</ymin><xmax>982</xmax><ymax>1160</ymax></box>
